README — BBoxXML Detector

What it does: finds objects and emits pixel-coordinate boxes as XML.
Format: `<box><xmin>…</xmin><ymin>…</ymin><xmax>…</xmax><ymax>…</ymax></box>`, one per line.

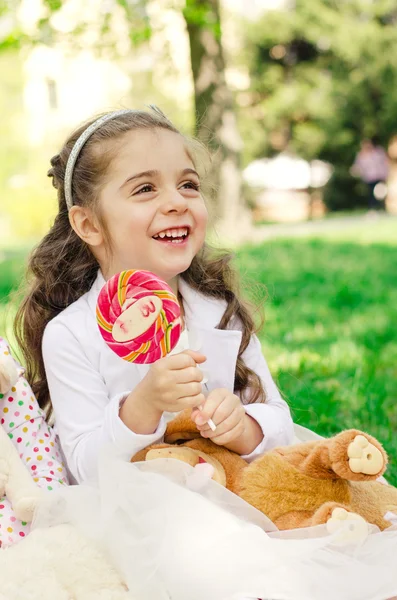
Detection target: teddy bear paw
<box><xmin>326</xmin><ymin>507</ymin><xmax>369</xmax><ymax>546</ymax></box>
<box><xmin>13</xmin><ymin>496</ymin><xmax>41</xmax><ymax>522</ymax></box>
<box><xmin>347</xmin><ymin>434</ymin><xmax>384</xmax><ymax>475</ymax></box>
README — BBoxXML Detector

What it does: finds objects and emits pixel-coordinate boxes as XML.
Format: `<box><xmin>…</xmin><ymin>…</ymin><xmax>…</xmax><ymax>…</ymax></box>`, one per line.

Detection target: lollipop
<box><xmin>96</xmin><ymin>270</ymin><xmax>181</xmax><ymax>364</ymax></box>
<box><xmin>96</xmin><ymin>269</ymin><xmax>216</xmax><ymax>430</ymax></box>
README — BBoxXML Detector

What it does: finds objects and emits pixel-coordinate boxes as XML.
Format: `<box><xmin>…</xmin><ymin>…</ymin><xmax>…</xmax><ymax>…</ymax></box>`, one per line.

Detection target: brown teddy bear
<box><xmin>131</xmin><ymin>409</ymin><xmax>397</xmax><ymax>539</ymax></box>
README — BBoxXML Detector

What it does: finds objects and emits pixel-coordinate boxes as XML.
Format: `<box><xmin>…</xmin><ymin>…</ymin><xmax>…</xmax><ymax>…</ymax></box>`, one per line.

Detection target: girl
<box><xmin>15</xmin><ymin>107</ymin><xmax>294</xmax><ymax>485</ymax></box>
<box><xmin>0</xmin><ymin>337</ymin><xmax>67</xmax><ymax>547</ymax></box>
<box><xmin>13</xmin><ymin>108</ymin><xmax>397</xmax><ymax>600</ymax></box>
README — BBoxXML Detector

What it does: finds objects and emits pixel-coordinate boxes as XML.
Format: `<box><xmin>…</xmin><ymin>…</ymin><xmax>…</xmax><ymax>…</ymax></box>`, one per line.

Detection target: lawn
<box><xmin>237</xmin><ymin>217</ymin><xmax>397</xmax><ymax>483</ymax></box>
<box><xmin>0</xmin><ymin>248</ymin><xmax>26</xmax><ymax>355</ymax></box>
<box><xmin>1</xmin><ymin>218</ymin><xmax>397</xmax><ymax>483</ymax></box>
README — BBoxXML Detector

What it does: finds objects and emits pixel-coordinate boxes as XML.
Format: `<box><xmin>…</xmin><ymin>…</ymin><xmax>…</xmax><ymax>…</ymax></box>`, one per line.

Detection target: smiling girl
<box><xmin>15</xmin><ymin>107</ymin><xmax>293</xmax><ymax>487</ymax></box>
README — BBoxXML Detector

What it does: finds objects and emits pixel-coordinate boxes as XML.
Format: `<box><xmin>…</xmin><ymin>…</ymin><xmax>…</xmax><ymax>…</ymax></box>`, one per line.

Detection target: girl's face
<box><xmin>98</xmin><ymin>128</ymin><xmax>208</xmax><ymax>289</ymax></box>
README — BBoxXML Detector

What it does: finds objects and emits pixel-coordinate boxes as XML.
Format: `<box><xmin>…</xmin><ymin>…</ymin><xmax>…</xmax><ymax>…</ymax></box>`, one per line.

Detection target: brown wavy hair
<box><xmin>14</xmin><ymin>107</ymin><xmax>265</xmax><ymax>415</ymax></box>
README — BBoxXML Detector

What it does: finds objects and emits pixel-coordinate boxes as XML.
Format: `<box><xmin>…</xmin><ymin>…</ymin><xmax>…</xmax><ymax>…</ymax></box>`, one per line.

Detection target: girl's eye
<box><xmin>135</xmin><ymin>184</ymin><xmax>154</xmax><ymax>195</ymax></box>
<box><xmin>181</xmin><ymin>180</ymin><xmax>200</xmax><ymax>191</ymax></box>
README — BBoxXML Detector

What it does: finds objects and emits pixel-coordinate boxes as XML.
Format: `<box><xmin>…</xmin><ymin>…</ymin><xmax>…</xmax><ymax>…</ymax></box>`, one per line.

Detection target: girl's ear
<box><xmin>68</xmin><ymin>206</ymin><xmax>104</xmax><ymax>247</ymax></box>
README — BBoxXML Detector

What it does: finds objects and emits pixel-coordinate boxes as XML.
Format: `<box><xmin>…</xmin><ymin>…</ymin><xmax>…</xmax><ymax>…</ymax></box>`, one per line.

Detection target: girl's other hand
<box><xmin>121</xmin><ymin>350</ymin><xmax>206</xmax><ymax>434</ymax></box>
<box><xmin>192</xmin><ymin>388</ymin><xmax>245</xmax><ymax>445</ymax></box>
<box><xmin>192</xmin><ymin>388</ymin><xmax>263</xmax><ymax>455</ymax></box>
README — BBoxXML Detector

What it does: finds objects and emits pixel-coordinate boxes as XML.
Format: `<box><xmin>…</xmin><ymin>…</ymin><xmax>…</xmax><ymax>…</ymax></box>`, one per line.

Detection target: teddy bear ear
<box><xmin>0</xmin><ymin>370</ymin><xmax>12</xmax><ymax>394</ymax></box>
<box><xmin>0</xmin><ymin>354</ymin><xmax>19</xmax><ymax>394</ymax></box>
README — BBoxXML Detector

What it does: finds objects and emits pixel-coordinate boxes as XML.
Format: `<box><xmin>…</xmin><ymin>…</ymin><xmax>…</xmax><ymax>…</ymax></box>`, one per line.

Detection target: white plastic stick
<box><xmin>201</xmin><ymin>382</ymin><xmax>216</xmax><ymax>431</ymax></box>
<box><xmin>206</xmin><ymin>417</ymin><xmax>217</xmax><ymax>432</ymax></box>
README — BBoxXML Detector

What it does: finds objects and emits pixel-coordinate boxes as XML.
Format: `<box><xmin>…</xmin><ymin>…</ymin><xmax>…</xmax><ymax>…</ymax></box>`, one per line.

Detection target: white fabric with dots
<box><xmin>0</xmin><ymin>338</ymin><xmax>68</xmax><ymax>547</ymax></box>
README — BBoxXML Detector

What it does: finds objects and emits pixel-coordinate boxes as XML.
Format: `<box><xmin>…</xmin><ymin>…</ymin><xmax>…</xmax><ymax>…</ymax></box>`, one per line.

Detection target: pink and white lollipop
<box><xmin>96</xmin><ymin>269</ymin><xmax>215</xmax><ymax>430</ymax></box>
<box><xmin>96</xmin><ymin>270</ymin><xmax>181</xmax><ymax>364</ymax></box>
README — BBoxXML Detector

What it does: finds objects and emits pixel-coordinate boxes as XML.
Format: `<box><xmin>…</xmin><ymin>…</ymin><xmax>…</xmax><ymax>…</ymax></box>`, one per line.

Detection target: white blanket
<box><xmin>1</xmin><ymin>424</ymin><xmax>397</xmax><ymax>600</ymax></box>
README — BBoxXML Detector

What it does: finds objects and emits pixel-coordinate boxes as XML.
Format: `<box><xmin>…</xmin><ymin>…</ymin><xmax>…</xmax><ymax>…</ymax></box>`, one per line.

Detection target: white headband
<box><xmin>64</xmin><ymin>109</ymin><xmax>133</xmax><ymax>210</ymax></box>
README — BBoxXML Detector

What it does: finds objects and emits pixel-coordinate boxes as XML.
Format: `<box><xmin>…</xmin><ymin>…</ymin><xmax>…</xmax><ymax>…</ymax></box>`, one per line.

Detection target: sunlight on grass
<box><xmin>317</xmin><ymin>217</ymin><xmax>397</xmax><ymax>245</ymax></box>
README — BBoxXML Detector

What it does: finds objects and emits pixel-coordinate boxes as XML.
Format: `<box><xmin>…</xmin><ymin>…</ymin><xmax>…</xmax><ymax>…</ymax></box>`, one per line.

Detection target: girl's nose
<box><xmin>162</xmin><ymin>190</ymin><xmax>188</xmax><ymax>213</ymax></box>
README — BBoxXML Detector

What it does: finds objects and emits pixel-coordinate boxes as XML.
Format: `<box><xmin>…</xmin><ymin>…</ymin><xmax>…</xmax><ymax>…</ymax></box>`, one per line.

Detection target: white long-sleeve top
<box><xmin>42</xmin><ymin>271</ymin><xmax>294</xmax><ymax>484</ymax></box>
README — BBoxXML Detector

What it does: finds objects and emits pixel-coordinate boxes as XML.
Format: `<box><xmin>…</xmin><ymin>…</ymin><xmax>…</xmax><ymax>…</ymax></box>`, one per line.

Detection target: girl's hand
<box><xmin>192</xmin><ymin>388</ymin><xmax>264</xmax><ymax>455</ymax></box>
<box><xmin>192</xmin><ymin>388</ymin><xmax>245</xmax><ymax>445</ymax></box>
<box><xmin>120</xmin><ymin>350</ymin><xmax>206</xmax><ymax>434</ymax></box>
<box><xmin>144</xmin><ymin>349</ymin><xmax>207</xmax><ymax>413</ymax></box>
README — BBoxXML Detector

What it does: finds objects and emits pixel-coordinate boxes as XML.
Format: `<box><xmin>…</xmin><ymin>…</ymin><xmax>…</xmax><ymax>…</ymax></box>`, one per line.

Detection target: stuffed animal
<box><xmin>0</xmin><ymin>524</ymin><xmax>131</xmax><ymax>600</ymax></box>
<box><xmin>0</xmin><ymin>349</ymin><xmax>19</xmax><ymax>393</ymax></box>
<box><xmin>132</xmin><ymin>409</ymin><xmax>397</xmax><ymax>542</ymax></box>
<box><xmin>0</xmin><ymin>350</ymin><xmax>131</xmax><ymax>599</ymax></box>
<box><xmin>0</xmin><ymin>351</ymin><xmax>42</xmax><ymax>522</ymax></box>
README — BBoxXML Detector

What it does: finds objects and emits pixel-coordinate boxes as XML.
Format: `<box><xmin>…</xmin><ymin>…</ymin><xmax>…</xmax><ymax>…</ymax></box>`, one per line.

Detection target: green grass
<box><xmin>1</xmin><ymin>219</ymin><xmax>397</xmax><ymax>483</ymax></box>
<box><xmin>0</xmin><ymin>248</ymin><xmax>27</xmax><ymax>351</ymax></box>
<box><xmin>237</xmin><ymin>220</ymin><xmax>397</xmax><ymax>483</ymax></box>
<box><xmin>0</xmin><ymin>248</ymin><xmax>26</xmax><ymax>300</ymax></box>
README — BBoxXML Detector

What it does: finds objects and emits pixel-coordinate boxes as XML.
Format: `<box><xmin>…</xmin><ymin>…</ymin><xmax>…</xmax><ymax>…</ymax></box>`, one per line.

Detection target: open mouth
<box><xmin>152</xmin><ymin>227</ymin><xmax>190</xmax><ymax>244</ymax></box>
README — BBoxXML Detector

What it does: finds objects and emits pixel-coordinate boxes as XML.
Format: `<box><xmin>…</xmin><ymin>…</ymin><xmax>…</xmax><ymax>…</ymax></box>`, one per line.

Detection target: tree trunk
<box><xmin>183</xmin><ymin>0</ymin><xmax>250</xmax><ymax>241</ymax></box>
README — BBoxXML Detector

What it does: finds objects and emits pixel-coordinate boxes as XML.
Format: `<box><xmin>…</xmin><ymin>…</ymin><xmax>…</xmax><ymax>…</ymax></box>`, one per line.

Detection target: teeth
<box><xmin>154</xmin><ymin>227</ymin><xmax>188</xmax><ymax>239</ymax></box>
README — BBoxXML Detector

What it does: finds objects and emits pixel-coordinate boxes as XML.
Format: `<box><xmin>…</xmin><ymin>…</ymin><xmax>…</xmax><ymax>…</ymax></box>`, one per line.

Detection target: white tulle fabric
<box><xmin>32</xmin><ymin>426</ymin><xmax>397</xmax><ymax>600</ymax></box>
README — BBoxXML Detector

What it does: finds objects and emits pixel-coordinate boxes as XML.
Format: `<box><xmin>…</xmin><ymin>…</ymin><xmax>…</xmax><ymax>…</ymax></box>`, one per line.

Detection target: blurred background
<box><xmin>1</xmin><ymin>0</ymin><xmax>397</xmax><ymax>480</ymax></box>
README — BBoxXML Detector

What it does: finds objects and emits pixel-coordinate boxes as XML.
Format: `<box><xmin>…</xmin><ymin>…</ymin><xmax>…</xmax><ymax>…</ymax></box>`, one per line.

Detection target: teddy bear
<box><xmin>131</xmin><ymin>408</ymin><xmax>397</xmax><ymax>542</ymax></box>
<box><xmin>0</xmin><ymin>348</ymin><xmax>132</xmax><ymax>599</ymax></box>
<box><xmin>0</xmin><ymin>351</ymin><xmax>43</xmax><ymax>523</ymax></box>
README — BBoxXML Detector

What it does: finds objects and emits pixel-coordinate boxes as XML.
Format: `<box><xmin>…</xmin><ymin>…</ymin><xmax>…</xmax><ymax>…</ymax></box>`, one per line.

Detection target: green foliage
<box><xmin>241</xmin><ymin>0</ymin><xmax>397</xmax><ymax>209</ymax></box>
<box><xmin>0</xmin><ymin>52</ymin><xmax>58</xmax><ymax>244</ymax></box>
<box><xmin>0</xmin><ymin>30</ymin><xmax>27</xmax><ymax>52</ymax></box>
<box><xmin>0</xmin><ymin>249</ymin><xmax>26</xmax><ymax>349</ymax></box>
<box><xmin>128</xmin><ymin>24</ymin><xmax>151</xmax><ymax>45</ymax></box>
<box><xmin>323</xmin><ymin>167</ymin><xmax>369</xmax><ymax>211</ymax></box>
<box><xmin>0</xmin><ymin>53</ymin><xmax>25</xmax><ymax>177</ymax></box>
<box><xmin>0</xmin><ymin>0</ymin><xmax>152</xmax><ymax>55</ymax></box>
<box><xmin>0</xmin><ymin>249</ymin><xmax>26</xmax><ymax>302</ymax></box>
<box><xmin>183</xmin><ymin>0</ymin><xmax>222</xmax><ymax>41</ymax></box>
<box><xmin>3</xmin><ymin>180</ymin><xmax>57</xmax><ymax>242</ymax></box>
<box><xmin>112</xmin><ymin>0</ymin><xmax>152</xmax><ymax>47</ymax></box>
<box><xmin>236</xmin><ymin>220</ymin><xmax>397</xmax><ymax>484</ymax></box>
<box><xmin>42</xmin><ymin>0</ymin><xmax>62</xmax><ymax>11</ymax></box>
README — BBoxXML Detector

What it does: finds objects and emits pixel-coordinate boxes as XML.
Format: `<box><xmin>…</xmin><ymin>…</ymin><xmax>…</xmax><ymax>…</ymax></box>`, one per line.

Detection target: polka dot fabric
<box><xmin>0</xmin><ymin>338</ymin><xmax>68</xmax><ymax>548</ymax></box>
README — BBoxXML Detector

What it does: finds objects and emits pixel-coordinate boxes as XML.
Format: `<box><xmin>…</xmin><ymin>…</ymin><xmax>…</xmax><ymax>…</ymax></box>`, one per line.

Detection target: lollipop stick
<box><xmin>188</xmin><ymin>331</ymin><xmax>215</xmax><ymax>430</ymax></box>
<box><xmin>205</xmin><ymin>415</ymin><xmax>217</xmax><ymax>432</ymax></box>
<box><xmin>202</xmin><ymin>383</ymin><xmax>216</xmax><ymax>432</ymax></box>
